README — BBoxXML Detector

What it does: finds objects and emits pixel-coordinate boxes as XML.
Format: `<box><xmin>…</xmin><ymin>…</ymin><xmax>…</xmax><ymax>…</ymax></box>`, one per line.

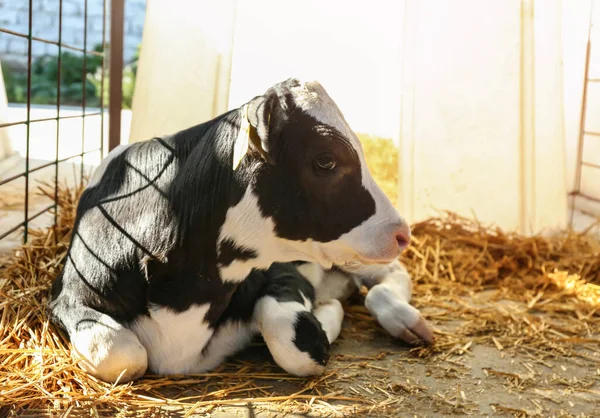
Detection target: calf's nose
<box><xmin>394</xmin><ymin>222</ymin><xmax>411</xmax><ymax>250</ymax></box>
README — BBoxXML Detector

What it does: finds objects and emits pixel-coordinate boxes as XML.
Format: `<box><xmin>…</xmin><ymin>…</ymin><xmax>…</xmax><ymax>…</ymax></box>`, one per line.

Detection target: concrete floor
<box><xmin>189</xmin><ymin>325</ymin><xmax>600</xmax><ymax>417</ymax></box>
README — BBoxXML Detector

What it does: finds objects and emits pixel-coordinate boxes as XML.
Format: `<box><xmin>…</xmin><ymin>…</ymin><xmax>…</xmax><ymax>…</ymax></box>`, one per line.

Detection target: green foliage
<box><xmin>87</xmin><ymin>45</ymin><xmax>140</xmax><ymax>110</ymax></box>
<box><xmin>2</xmin><ymin>63</ymin><xmax>26</xmax><ymax>103</ymax></box>
<box><xmin>2</xmin><ymin>43</ymin><xmax>138</xmax><ymax>109</ymax></box>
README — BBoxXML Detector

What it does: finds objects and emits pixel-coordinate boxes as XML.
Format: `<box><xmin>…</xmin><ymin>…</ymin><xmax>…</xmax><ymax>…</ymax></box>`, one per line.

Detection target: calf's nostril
<box><xmin>394</xmin><ymin>224</ymin><xmax>411</xmax><ymax>249</ymax></box>
<box><xmin>396</xmin><ymin>234</ymin><xmax>409</xmax><ymax>248</ymax></box>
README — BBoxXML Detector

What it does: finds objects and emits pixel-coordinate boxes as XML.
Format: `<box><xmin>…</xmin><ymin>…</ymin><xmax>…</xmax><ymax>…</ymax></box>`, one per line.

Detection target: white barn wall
<box><xmin>128</xmin><ymin>0</ymin><xmax>237</xmax><ymax>144</ymax></box>
<box><xmin>227</xmin><ymin>0</ymin><xmax>404</xmax><ymax>144</ymax></box>
<box><xmin>127</xmin><ymin>0</ymin><xmax>575</xmax><ymax>234</ymax></box>
<box><xmin>398</xmin><ymin>0</ymin><xmax>567</xmax><ymax>234</ymax></box>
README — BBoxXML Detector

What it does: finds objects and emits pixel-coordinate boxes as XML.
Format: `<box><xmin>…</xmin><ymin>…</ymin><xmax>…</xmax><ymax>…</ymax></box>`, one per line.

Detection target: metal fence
<box><xmin>570</xmin><ymin>0</ymin><xmax>600</xmax><ymax>225</ymax></box>
<box><xmin>0</xmin><ymin>0</ymin><xmax>123</xmax><ymax>247</ymax></box>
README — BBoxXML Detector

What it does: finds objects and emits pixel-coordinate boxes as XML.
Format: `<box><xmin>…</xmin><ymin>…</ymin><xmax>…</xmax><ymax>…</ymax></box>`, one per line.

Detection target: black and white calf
<box><xmin>48</xmin><ymin>78</ymin><xmax>433</xmax><ymax>383</ymax></box>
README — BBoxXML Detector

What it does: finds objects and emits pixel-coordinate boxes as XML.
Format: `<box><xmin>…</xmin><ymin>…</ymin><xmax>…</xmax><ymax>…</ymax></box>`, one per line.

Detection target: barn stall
<box><xmin>0</xmin><ymin>0</ymin><xmax>599</xmax><ymax>416</ymax></box>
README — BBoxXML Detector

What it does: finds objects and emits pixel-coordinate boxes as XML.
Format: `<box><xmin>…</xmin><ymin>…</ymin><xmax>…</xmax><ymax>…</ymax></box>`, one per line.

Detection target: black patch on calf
<box><xmin>215</xmin><ymin>269</ymin><xmax>269</xmax><ymax>324</ymax></box>
<box><xmin>162</xmin><ymin>110</ymin><xmax>263</xmax><ymax>325</ymax></box>
<box><xmin>217</xmin><ymin>239</ymin><xmax>258</xmax><ymax>267</ymax></box>
<box><xmin>253</xmin><ymin>110</ymin><xmax>376</xmax><ymax>243</ymax></box>
<box><xmin>261</xmin><ymin>263</ymin><xmax>316</xmax><ymax>305</ymax></box>
<box><xmin>145</xmin><ymin>256</ymin><xmax>235</xmax><ymax>324</ymax></box>
<box><xmin>293</xmin><ymin>312</ymin><xmax>330</xmax><ymax>366</ymax></box>
<box><xmin>215</xmin><ymin>262</ymin><xmax>315</xmax><ymax>325</ymax></box>
<box><xmin>48</xmin><ymin>109</ymin><xmax>256</xmax><ymax>334</ymax></box>
<box><xmin>48</xmin><ymin>138</ymin><xmax>178</xmax><ymax>328</ymax></box>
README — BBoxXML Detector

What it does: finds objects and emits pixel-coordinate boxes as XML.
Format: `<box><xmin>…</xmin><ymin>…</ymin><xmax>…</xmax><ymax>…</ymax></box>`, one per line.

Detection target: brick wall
<box><xmin>0</xmin><ymin>0</ymin><xmax>146</xmax><ymax>68</ymax></box>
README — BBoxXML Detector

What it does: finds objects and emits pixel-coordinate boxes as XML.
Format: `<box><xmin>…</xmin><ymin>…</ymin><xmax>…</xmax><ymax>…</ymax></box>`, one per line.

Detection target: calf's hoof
<box><xmin>365</xmin><ymin>284</ymin><xmax>434</xmax><ymax>345</ymax></box>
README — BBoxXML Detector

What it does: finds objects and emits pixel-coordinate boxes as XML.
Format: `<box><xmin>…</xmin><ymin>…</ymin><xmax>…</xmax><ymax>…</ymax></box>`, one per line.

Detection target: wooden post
<box><xmin>109</xmin><ymin>0</ymin><xmax>124</xmax><ymax>152</ymax></box>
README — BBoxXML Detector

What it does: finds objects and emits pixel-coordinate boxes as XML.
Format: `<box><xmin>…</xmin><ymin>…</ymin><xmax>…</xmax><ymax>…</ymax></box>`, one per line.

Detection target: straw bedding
<box><xmin>0</xmin><ymin>138</ymin><xmax>599</xmax><ymax>417</ymax></box>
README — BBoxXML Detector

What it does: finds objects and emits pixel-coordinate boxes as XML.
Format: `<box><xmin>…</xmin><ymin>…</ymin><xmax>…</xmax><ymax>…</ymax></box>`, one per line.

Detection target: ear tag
<box><xmin>233</xmin><ymin>105</ymin><xmax>250</xmax><ymax>171</ymax></box>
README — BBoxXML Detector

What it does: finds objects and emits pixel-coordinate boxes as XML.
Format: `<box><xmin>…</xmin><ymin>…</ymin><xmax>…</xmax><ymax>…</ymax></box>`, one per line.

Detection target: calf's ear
<box><xmin>246</xmin><ymin>83</ymin><xmax>295</xmax><ymax>164</ymax></box>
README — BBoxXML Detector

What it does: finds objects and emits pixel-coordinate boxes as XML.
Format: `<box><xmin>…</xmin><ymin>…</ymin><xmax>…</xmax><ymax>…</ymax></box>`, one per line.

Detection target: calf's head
<box><xmin>220</xmin><ymin>78</ymin><xmax>410</xmax><ymax>276</ymax></box>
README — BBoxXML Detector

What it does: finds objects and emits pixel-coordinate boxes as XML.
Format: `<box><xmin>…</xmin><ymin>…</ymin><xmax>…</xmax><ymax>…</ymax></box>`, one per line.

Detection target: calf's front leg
<box><xmin>50</xmin><ymin>303</ymin><xmax>148</xmax><ymax>383</ymax></box>
<box><xmin>252</xmin><ymin>263</ymin><xmax>344</xmax><ymax>376</ymax></box>
<box><xmin>340</xmin><ymin>260</ymin><xmax>434</xmax><ymax>344</ymax></box>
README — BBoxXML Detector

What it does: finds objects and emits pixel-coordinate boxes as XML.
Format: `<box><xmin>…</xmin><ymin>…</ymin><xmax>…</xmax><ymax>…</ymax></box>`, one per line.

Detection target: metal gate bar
<box><xmin>0</xmin><ymin>28</ymin><xmax>103</xmax><ymax>56</ymax></box>
<box><xmin>109</xmin><ymin>0</ymin><xmax>124</xmax><ymax>153</ymax></box>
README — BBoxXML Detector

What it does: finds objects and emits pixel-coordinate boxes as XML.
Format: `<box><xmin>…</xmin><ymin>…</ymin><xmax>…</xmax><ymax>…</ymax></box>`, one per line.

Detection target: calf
<box><xmin>48</xmin><ymin>78</ymin><xmax>432</xmax><ymax>383</ymax></box>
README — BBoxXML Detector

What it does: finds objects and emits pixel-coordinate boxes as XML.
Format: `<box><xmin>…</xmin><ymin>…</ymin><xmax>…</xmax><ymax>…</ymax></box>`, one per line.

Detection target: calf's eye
<box><xmin>314</xmin><ymin>154</ymin><xmax>336</xmax><ymax>171</ymax></box>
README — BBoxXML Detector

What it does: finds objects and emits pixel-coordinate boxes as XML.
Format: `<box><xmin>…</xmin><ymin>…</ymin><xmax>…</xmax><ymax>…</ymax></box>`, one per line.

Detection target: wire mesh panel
<box><xmin>0</xmin><ymin>0</ymin><xmax>112</xmax><ymax>249</ymax></box>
